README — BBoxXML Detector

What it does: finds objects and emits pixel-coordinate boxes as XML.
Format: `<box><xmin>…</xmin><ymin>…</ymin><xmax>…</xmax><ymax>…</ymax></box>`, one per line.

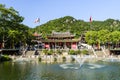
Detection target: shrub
<box><xmin>47</xmin><ymin>50</ymin><xmax>53</xmax><ymax>55</ymax></box>
<box><xmin>69</xmin><ymin>50</ymin><xmax>76</xmax><ymax>55</ymax></box>
<box><xmin>82</xmin><ymin>50</ymin><xmax>89</xmax><ymax>55</ymax></box>
<box><xmin>56</xmin><ymin>49</ymin><xmax>62</xmax><ymax>55</ymax></box>
<box><xmin>42</xmin><ymin>49</ymin><xmax>48</xmax><ymax>55</ymax></box>
<box><xmin>0</xmin><ymin>55</ymin><xmax>12</xmax><ymax>62</ymax></box>
<box><xmin>54</xmin><ymin>57</ymin><xmax>57</xmax><ymax>62</ymax></box>
<box><xmin>38</xmin><ymin>57</ymin><xmax>42</xmax><ymax>62</ymax></box>
<box><xmin>62</xmin><ymin>56</ymin><xmax>66</xmax><ymax>62</ymax></box>
<box><xmin>75</xmin><ymin>50</ymin><xmax>81</xmax><ymax>55</ymax></box>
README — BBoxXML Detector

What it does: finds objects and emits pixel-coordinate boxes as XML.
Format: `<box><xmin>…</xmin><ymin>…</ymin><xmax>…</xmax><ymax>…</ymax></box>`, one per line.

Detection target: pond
<box><xmin>0</xmin><ymin>59</ymin><xmax>120</xmax><ymax>80</ymax></box>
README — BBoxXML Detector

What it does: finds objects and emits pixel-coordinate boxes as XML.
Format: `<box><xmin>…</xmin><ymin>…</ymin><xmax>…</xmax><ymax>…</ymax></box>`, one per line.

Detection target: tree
<box><xmin>85</xmin><ymin>31</ymin><xmax>98</xmax><ymax>45</ymax></box>
<box><xmin>109</xmin><ymin>31</ymin><xmax>120</xmax><ymax>48</ymax></box>
<box><xmin>0</xmin><ymin>4</ymin><xmax>32</xmax><ymax>48</ymax></box>
<box><xmin>8</xmin><ymin>30</ymin><xmax>19</xmax><ymax>48</ymax></box>
<box><xmin>97</xmin><ymin>30</ymin><xmax>110</xmax><ymax>48</ymax></box>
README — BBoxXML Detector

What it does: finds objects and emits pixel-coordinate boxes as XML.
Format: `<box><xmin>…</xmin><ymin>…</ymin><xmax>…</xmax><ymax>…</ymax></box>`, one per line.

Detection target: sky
<box><xmin>0</xmin><ymin>0</ymin><xmax>120</xmax><ymax>28</ymax></box>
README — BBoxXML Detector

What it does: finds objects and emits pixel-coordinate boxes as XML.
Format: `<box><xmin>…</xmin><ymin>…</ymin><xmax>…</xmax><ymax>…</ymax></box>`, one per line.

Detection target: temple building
<box><xmin>33</xmin><ymin>31</ymin><xmax>80</xmax><ymax>49</ymax></box>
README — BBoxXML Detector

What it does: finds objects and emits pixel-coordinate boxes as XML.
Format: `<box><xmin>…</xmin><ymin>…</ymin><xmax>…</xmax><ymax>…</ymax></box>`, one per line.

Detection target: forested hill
<box><xmin>32</xmin><ymin>16</ymin><xmax>120</xmax><ymax>38</ymax></box>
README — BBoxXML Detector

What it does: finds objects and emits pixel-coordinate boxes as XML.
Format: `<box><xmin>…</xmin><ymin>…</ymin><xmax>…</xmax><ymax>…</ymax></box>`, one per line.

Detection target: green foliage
<box><xmin>0</xmin><ymin>55</ymin><xmax>12</xmax><ymax>62</ymax></box>
<box><xmin>42</xmin><ymin>49</ymin><xmax>48</xmax><ymax>55</ymax></box>
<box><xmin>81</xmin><ymin>50</ymin><xmax>89</xmax><ymax>55</ymax></box>
<box><xmin>97</xmin><ymin>30</ymin><xmax>110</xmax><ymax>44</ymax></box>
<box><xmin>85</xmin><ymin>30</ymin><xmax>120</xmax><ymax>47</ymax></box>
<box><xmin>85</xmin><ymin>31</ymin><xmax>98</xmax><ymax>45</ymax></box>
<box><xmin>33</xmin><ymin>16</ymin><xmax>86</xmax><ymax>38</ymax></box>
<box><xmin>2</xmin><ymin>4</ymin><xmax>120</xmax><ymax>49</ymax></box>
<box><xmin>85</xmin><ymin>30</ymin><xmax>110</xmax><ymax>46</ymax></box>
<box><xmin>75</xmin><ymin>50</ymin><xmax>81</xmax><ymax>55</ymax></box>
<box><xmin>56</xmin><ymin>49</ymin><xmax>62</xmax><ymax>55</ymax></box>
<box><xmin>38</xmin><ymin>57</ymin><xmax>42</xmax><ymax>62</ymax></box>
<box><xmin>68</xmin><ymin>50</ymin><xmax>81</xmax><ymax>55</ymax></box>
<box><xmin>109</xmin><ymin>31</ymin><xmax>120</xmax><ymax>44</ymax></box>
<box><xmin>68</xmin><ymin>50</ymin><xmax>82</xmax><ymax>55</ymax></box>
<box><xmin>47</xmin><ymin>49</ymin><xmax>54</xmax><ymax>55</ymax></box>
<box><xmin>32</xmin><ymin>16</ymin><xmax>120</xmax><ymax>39</ymax></box>
<box><xmin>69</xmin><ymin>50</ymin><xmax>76</xmax><ymax>55</ymax></box>
<box><xmin>42</xmin><ymin>49</ymin><xmax>54</xmax><ymax>55</ymax></box>
<box><xmin>62</xmin><ymin>56</ymin><xmax>66</xmax><ymax>62</ymax></box>
<box><xmin>54</xmin><ymin>57</ymin><xmax>57</xmax><ymax>62</ymax></box>
<box><xmin>0</xmin><ymin>4</ymin><xmax>33</xmax><ymax>48</ymax></box>
<box><xmin>8</xmin><ymin>30</ymin><xmax>19</xmax><ymax>48</ymax></box>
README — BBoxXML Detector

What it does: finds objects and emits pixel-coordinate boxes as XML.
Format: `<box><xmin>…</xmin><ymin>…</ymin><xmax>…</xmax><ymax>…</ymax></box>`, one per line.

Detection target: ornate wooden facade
<box><xmin>33</xmin><ymin>31</ymin><xmax>80</xmax><ymax>49</ymax></box>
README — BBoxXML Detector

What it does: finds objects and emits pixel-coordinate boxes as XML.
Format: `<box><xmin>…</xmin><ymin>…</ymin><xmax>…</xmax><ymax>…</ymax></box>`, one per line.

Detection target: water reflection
<box><xmin>0</xmin><ymin>61</ymin><xmax>120</xmax><ymax>80</ymax></box>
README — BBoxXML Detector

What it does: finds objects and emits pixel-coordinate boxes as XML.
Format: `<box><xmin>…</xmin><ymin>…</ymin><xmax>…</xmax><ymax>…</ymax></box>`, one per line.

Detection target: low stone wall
<box><xmin>38</xmin><ymin>55</ymin><xmax>98</xmax><ymax>63</ymax></box>
<box><xmin>11</xmin><ymin>50</ymin><xmax>120</xmax><ymax>63</ymax></box>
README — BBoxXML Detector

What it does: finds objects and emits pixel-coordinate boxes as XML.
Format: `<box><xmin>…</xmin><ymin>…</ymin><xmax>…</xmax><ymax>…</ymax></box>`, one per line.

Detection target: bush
<box><xmin>54</xmin><ymin>57</ymin><xmax>57</xmax><ymax>62</ymax></box>
<box><xmin>69</xmin><ymin>50</ymin><xmax>76</xmax><ymax>55</ymax></box>
<box><xmin>56</xmin><ymin>49</ymin><xmax>62</xmax><ymax>55</ymax></box>
<box><xmin>82</xmin><ymin>50</ymin><xmax>89</xmax><ymax>55</ymax></box>
<box><xmin>62</xmin><ymin>56</ymin><xmax>66</xmax><ymax>62</ymax></box>
<box><xmin>42</xmin><ymin>49</ymin><xmax>54</xmax><ymax>55</ymax></box>
<box><xmin>42</xmin><ymin>49</ymin><xmax>48</xmax><ymax>55</ymax></box>
<box><xmin>75</xmin><ymin>50</ymin><xmax>81</xmax><ymax>55</ymax></box>
<box><xmin>38</xmin><ymin>57</ymin><xmax>42</xmax><ymax>62</ymax></box>
<box><xmin>47</xmin><ymin>50</ymin><xmax>53</xmax><ymax>55</ymax></box>
<box><xmin>0</xmin><ymin>55</ymin><xmax>12</xmax><ymax>62</ymax></box>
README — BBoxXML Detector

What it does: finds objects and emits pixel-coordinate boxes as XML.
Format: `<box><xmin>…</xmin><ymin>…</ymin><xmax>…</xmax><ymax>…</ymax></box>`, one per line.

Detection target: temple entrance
<box><xmin>33</xmin><ymin>31</ymin><xmax>80</xmax><ymax>49</ymax></box>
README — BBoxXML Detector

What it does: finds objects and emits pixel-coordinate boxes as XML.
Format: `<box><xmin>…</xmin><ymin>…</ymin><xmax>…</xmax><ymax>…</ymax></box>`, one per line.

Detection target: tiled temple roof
<box><xmin>47</xmin><ymin>31</ymin><xmax>75</xmax><ymax>38</ymax></box>
<box><xmin>41</xmin><ymin>39</ymin><xmax>80</xmax><ymax>42</ymax></box>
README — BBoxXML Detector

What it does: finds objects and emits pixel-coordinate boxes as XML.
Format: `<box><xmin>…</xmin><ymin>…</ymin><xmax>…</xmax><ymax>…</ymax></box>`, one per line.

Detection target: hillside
<box><xmin>32</xmin><ymin>16</ymin><xmax>120</xmax><ymax>38</ymax></box>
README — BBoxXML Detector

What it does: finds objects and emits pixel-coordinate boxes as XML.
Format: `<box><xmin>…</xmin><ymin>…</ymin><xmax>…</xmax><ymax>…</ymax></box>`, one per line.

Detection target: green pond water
<box><xmin>0</xmin><ymin>59</ymin><xmax>120</xmax><ymax>80</ymax></box>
